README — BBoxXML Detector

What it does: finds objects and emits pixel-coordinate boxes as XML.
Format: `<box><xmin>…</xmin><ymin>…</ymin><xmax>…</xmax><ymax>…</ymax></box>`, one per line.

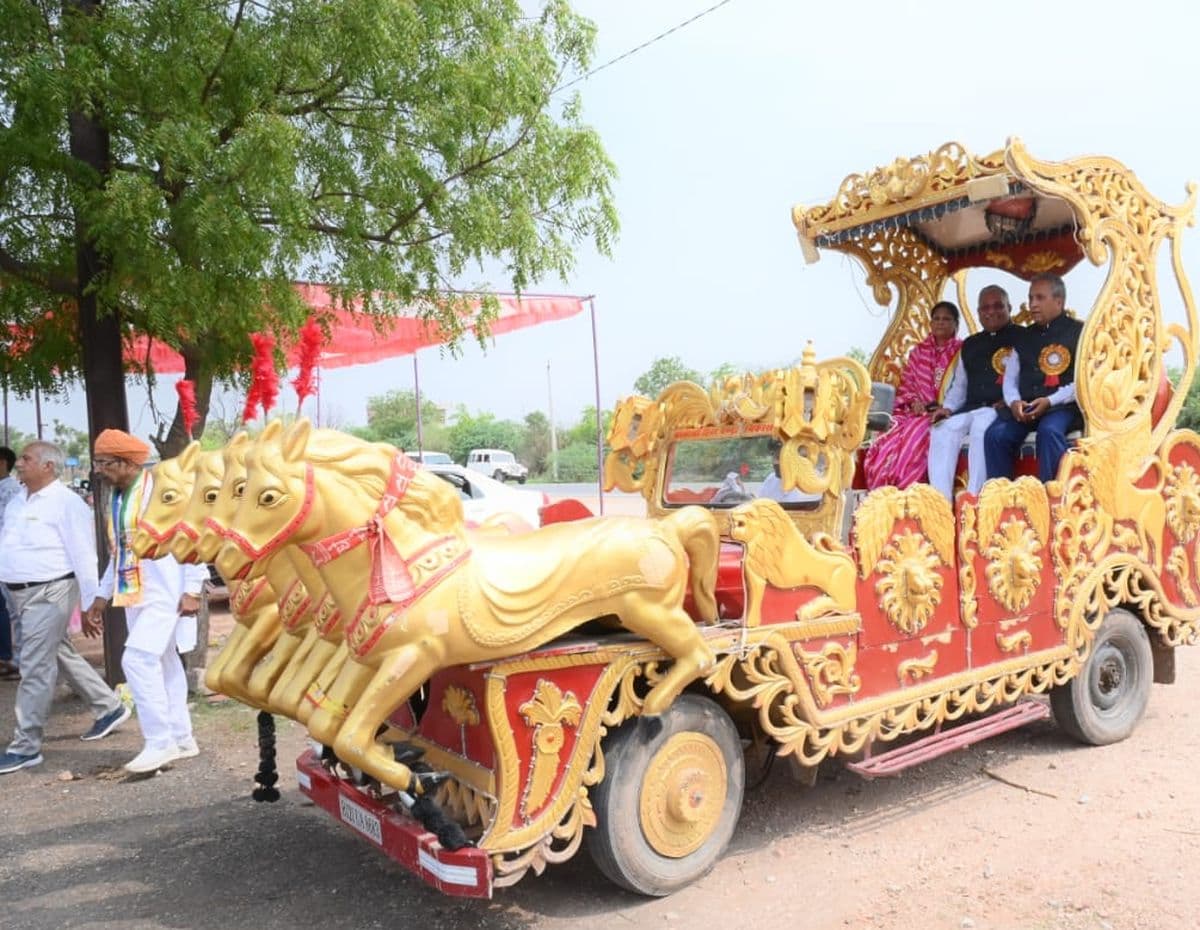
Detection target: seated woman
<box><xmin>863</xmin><ymin>301</ymin><xmax>962</xmax><ymax>490</ymax></box>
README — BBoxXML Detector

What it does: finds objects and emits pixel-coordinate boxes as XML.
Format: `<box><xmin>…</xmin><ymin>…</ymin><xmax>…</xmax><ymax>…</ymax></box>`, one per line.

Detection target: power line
<box><xmin>554</xmin><ymin>0</ymin><xmax>736</xmax><ymax>95</ymax></box>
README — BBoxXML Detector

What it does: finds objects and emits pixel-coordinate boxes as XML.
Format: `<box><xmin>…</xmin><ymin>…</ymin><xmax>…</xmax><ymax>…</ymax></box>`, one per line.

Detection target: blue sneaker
<box><xmin>80</xmin><ymin>704</ymin><xmax>131</xmax><ymax>741</ymax></box>
<box><xmin>0</xmin><ymin>751</ymin><xmax>43</xmax><ymax>774</ymax></box>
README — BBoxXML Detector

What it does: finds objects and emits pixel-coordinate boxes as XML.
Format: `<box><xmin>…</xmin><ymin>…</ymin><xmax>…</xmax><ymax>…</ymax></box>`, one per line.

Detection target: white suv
<box><xmin>466</xmin><ymin>448</ymin><xmax>529</xmax><ymax>484</ymax></box>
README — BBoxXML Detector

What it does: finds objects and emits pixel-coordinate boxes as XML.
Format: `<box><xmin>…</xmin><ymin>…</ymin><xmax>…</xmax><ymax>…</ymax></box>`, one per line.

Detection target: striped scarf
<box><xmin>107</xmin><ymin>470</ymin><xmax>149</xmax><ymax>607</ymax></box>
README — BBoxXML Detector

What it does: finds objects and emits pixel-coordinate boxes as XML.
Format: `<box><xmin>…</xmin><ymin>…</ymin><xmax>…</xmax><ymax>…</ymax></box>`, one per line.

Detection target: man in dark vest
<box><xmin>984</xmin><ymin>272</ymin><xmax>1084</xmax><ymax>482</ymax></box>
<box><xmin>928</xmin><ymin>285</ymin><xmax>1021</xmax><ymax>500</ymax></box>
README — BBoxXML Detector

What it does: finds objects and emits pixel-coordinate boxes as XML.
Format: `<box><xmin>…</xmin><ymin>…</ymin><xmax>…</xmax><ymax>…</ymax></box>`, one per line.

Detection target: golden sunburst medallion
<box><xmin>1166</xmin><ymin>462</ymin><xmax>1200</xmax><ymax>543</ymax></box>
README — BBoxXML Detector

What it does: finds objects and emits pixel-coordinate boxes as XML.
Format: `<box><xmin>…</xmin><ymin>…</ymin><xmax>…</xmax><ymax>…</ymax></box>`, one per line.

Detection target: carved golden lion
<box><xmin>727</xmin><ymin>499</ymin><xmax>856</xmax><ymax>625</ymax></box>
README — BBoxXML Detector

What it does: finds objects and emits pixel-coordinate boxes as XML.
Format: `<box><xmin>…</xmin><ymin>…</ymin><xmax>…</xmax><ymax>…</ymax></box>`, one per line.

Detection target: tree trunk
<box><xmin>69</xmin><ymin>0</ymin><xmax>130</xmax><ymax>686</ymax></box>
<box><xmin>155</xmin><ymin>350</ymin><xmax>214</xmax><ymax>458</ymax></box>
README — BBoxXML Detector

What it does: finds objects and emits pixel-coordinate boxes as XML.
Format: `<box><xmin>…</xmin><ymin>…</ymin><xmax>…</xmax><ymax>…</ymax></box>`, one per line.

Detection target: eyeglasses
<box><xmin>92</xmin><ymin>458</ymin><xmax>125</xmax><ymax>469</ymax></box>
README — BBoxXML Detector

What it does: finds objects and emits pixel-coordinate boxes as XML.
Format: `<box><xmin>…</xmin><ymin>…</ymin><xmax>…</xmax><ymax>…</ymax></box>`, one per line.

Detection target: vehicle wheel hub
<box><xmin>640</xmin><ymin>732</ymin><xmax>727</xmax><ymax>859</ymax></box>
<box><xmin>1092</xmin><ymin>643</ymin><xmax>1129</xmax><ymax>710</ymax></box>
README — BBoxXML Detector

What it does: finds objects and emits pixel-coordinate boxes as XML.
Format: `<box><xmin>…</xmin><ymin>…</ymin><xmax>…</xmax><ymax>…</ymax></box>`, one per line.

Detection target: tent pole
<box><xmin>414</xmin><ymin>352</ymin><xmax>424</xmax><ymax>456</ymax></box>
<box><xmin>588</xmin><ymin>297</ymin><xmax>603</xmax><ymax>515</ymax></box>
<box><xmin>34</xmin><ymin>385</ymin><xmax>43</xmax><ymax>439</ymax></box>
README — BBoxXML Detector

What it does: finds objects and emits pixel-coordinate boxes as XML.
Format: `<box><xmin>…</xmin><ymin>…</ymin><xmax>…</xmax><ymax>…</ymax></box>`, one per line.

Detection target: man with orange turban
<box><xmin>85</xmin><ymin>430</ymin><xmax>209</xmax><ymax>774</ymax></box>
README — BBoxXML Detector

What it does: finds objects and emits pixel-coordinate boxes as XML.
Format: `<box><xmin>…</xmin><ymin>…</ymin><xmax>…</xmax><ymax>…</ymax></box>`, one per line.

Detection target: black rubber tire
<box><xmin>493</xmin><ymin>470</ymin><xmax>506</xmax><ymax>482</ymax></box>
<box><xmin>517</xmin><ymin>476</ymin><xmax>526</xmax><ymax>484</ymax></box>
<box><xmin>585</xmin><ymin>694</ymin><xmax>745</xmax><ymax>896</ymax></box>
<box><xmin>1051</xmin><ymin>608</ymin><xmax>1152</xmax><ymax>746</ymax></box>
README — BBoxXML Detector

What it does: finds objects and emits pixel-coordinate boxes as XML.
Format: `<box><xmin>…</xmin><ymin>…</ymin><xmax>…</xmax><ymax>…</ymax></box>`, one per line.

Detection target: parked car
<box><xmin>425</xmin><ymin>463</ymin><xmax>547</xmax><ymax>528</ymax></box>
<box><xmin>465</xmin><ymin>448</ymin><xmax>529</xmax><ymax>483</ymax></box>
<box><xmin>408</xmin><ymin>450</ymin><xmax>454</xmax><ymax>465</ymax></box>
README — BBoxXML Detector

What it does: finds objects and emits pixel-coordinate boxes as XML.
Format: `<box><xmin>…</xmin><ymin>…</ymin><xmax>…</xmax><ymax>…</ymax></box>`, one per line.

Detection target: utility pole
<box><xmin>33</xmin><ymin>386</ymin><xmax>43</xmax><ymax>439</ymax></box>
<box><xmin>547</xmin><ymin>360</ymin><xmax>558</xmax><ymax>480</ymax></box>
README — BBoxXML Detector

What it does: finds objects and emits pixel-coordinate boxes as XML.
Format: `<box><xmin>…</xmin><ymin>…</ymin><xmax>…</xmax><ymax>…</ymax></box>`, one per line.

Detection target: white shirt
<box><xmin>759</xmin><ymin>472</ymin><xmax>819</xmax><ymax>504</ymax></box>
<box><xmin>1001</xmin><ymin>353</ymin><xmax>1077</xmax><ymax>408</ymax></box>
<box><xmin>0</xmin><ymin>474</ymin><xmax>19</xmax><ymax>536</ymax></box>
<box><xmin>0</xmin><ymin>479</ymin><xmax>100</xmax><ymax>605</ymax></box>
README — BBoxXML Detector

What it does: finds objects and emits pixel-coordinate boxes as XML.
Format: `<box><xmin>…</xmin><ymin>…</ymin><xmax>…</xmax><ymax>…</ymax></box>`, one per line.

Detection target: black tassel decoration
<box><xmin>252</xmin><ymin>711</ymin><xmax>280</xmax><ymax>802</ymax></box>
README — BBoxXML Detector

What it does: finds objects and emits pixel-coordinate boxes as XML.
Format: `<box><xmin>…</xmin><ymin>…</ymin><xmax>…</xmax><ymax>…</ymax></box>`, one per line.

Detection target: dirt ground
<box><xmin>1</xmin><ymin>624</ymin><xmax>1198</xmax><ymax>930</ymax></box>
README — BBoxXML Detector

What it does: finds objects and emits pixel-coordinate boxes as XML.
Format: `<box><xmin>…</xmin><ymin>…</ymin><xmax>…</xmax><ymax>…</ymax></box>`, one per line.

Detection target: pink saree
<box><xmin>864</xmin><ymin>334</ymin><xmax>962</xmax><ymax>490</ymax></box>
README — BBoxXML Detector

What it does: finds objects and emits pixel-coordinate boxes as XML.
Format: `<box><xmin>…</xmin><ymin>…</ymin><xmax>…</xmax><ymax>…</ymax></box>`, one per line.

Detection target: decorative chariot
<box><xmin>134</xmin><ymin>138</ymin><xmax>1199</xmax><ymax>897</ymax></box>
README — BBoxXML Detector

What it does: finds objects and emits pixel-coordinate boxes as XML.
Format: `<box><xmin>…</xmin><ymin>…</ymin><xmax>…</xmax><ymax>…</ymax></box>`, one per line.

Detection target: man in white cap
<box><xmin>85</xmin><ymin>429</ymin><xmax>208</xmax><ymax>774</ymax></box>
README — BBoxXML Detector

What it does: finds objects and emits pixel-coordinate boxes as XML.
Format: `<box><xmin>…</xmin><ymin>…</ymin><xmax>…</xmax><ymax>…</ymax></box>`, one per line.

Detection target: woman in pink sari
<box><xmin>864</xmin><ymin>301</ymin><xmax>962</xmax><ymax>490</ymax></box>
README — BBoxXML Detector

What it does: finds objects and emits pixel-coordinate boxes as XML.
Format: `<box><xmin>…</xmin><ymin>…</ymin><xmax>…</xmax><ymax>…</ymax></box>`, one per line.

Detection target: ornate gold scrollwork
<box><xmin>897</xmin><ymin>650</ymin><xmax>939</xmax><ymax>685</ymax></box>
<box><xmin>996</xmin><ymin>630</ymin><xmax>1033</xmax><ymax>654</ymax></box>
<box><xmin>957</xmin><ymin>503</ymin><xmax>980</xmax><ymax>630</ymax></box>
<box><xmin>1165</xmin><ymin>461</ymin><xmax>1200</xmax><ymax>544</ymax></box>
<box><xmin>795</xmin><ymin>641</ymin><xmax>862</xmax><ymax>707</ymax></box>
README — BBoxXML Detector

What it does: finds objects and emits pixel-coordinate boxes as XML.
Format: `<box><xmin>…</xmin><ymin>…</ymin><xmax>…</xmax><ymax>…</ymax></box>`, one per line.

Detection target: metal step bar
<box><xmin>846</xmin><ymin>700</ymin><xmax>1051</xmax><ymax>779</ymax></box>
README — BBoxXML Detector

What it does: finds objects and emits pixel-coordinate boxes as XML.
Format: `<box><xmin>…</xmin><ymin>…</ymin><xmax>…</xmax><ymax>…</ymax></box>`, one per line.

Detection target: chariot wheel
<box><xmin>1050</xmin><ymin>608</ymin><xmax>1152</xmax><ymax>745</ymax></box>
<box><xmin>585</xmin><ymin>694</ymin><xmax>745</xmax><ymax>896</ymax></box>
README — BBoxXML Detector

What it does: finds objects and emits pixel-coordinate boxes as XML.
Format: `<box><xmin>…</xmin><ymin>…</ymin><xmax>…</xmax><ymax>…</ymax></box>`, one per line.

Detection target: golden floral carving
<box><xmin>443</xmin><ymin>685</ymin><xmax>480</xmax><ymax>727</ymax></box>
<box><xmin>1019</xmin><ymin>250</ymin><xmax>1066</xmax><ymax>274</ymax></box>
<box><xmin>519</xmin><ymin>680</ymin><xmax>583</xmax><ymax>819</ymax></box>
<box><xmin>795</xmin><ymin>641</ymin><xmax>862</xmax><ymax>707</ymax></box>
<box><xmin>984</xmin><ymin>251</ymin><xmax>1015</xmax><ymax>270</ymax></box>
<box><xmin>984</xmin><ymin>518</ymin><xmax>1044</xmax><ymax>613</ymax></box>
<box><xmin>957</xmin><ymin>502</ymin><xmax>980</xmax><ymax>630</ymax></box>
<box><xmin>898</xmin><ymin>650</ymin><xmax>939</xmax><ymax>685</ymax></box>
<box><xmin>876</xmin><ymin>530</ymin><xmax>943</xmax><ymax>635</ymax></box>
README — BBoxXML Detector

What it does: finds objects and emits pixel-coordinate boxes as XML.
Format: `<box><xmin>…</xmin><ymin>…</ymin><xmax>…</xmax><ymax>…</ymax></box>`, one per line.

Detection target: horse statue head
<box><xmin>133</xmin><ymin>441</ymin><xmax>201</xmax><ymax>559</ymax></box>
<box><xmin>195</xmin><ymin>428</ymin><xmax>257</xmax><ymax>564</ymax></box>
<box><xmin>216</xmin><ymin>419</ymin><xmax>464</xmax><ymax>588</ymax></box>
<box><xmin>166</xmin><ymin>442</ymin><xmax>232</xmax><ymax>564</ymax></box>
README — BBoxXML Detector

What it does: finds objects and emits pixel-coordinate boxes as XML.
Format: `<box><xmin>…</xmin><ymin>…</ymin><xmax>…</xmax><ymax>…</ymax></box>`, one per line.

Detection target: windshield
<box><xmin>418</xmin><ymin>452</ymin><xmax>453</xmax><ymax>464</ymax></box>
<box><xmin>663</xmin><ymin>434</ymin><xmax>820</xmax><ymax>510</ymax></box>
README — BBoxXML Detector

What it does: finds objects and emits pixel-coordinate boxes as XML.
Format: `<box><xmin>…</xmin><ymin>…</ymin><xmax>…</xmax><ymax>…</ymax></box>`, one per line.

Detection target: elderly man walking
<box><xmin>0</xmin><ymin>441</ymin><xmax>129</xmax><ymax>775</ymax></box>
<box><xmin>85</xmin><ymin>430</ymin><xmax>208</xmax><ymax>773</ymax></box>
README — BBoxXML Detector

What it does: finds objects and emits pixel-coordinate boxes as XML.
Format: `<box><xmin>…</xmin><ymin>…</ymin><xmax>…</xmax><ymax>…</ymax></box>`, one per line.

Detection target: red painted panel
<box><xmin>969</xmin><ymin>609</ymin><xmax>1061</xmax><ymax>668</ymax></box>
<box><xmin>418</xmin><ymin>669</ymin><xmax>497</xmax><ymax>769</ymax></box>
<box><xmin>855</xmin><ymin>629</ymin><xmax>969</xmax><ymax>701</ymax></box>
<box><xmin>296</xmin><ymin>751</ymin><xmax>493</xmax><ymax>898</ymax></box>
<box><xmin>497</xmin><ymin>663</ymin><xmax>611</xmax><ymax>828</ymax></box>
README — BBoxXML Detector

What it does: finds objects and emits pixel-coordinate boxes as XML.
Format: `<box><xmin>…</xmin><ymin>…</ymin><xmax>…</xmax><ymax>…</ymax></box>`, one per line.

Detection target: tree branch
<box><xmin>201</xmin><ymin>0</ymin><xmax>248</xmax><ymax>104</ymax></box>
<box><xmin>0</xmin><ymin>245</ymin><xmax>75</xmax><ymax>295</ymax></box>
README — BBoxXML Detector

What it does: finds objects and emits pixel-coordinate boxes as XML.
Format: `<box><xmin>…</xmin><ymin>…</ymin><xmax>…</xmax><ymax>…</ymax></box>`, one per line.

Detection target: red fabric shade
<box><xmin>126</xmin><ymin>284</ymin><xmax>589</xmax><ymax>374</ymax></box>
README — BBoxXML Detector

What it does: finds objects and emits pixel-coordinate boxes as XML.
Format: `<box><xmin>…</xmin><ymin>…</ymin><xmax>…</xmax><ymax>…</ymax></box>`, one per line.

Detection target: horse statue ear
<box><xmin>178</xmin><ymin>440</ymin><xmax>200</xmax><ymax>472</ymax></box>
<box><xmin>260</xmin><ymin>419</ymin><xmax>285</xmax><ymax>442</ymax></box>
<box><xmin>282</xmin><ymin>418</ymin><xmax>312</xmax><ymax>462</ymax></box>
<box><xmin>228</xmin><ymin>429</ymin><xmax>250</xmax><ymax>449</ymax></box>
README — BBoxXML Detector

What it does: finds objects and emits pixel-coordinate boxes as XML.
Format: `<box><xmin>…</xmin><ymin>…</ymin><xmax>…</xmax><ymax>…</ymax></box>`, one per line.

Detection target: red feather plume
<box><xmin>242</xmin><ymin>332</ymin><xmax>279</xmax><ymax>423</ymax></box>
<box><xmin>175</xmin><ymin>379</ymin><xmax>199</xmax><ymax>439</ymax></box>
<box><xmin>291</xmin><ymin>316</ymin><xmax>323</xmax><ymax>408</ymax></box>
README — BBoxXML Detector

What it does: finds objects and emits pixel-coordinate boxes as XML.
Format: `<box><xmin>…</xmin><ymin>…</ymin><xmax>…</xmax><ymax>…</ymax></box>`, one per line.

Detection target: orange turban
<box><xmin>94</xmin><ymin>429</ymin><xmax>151</xmax><ymax>466</ymax></box>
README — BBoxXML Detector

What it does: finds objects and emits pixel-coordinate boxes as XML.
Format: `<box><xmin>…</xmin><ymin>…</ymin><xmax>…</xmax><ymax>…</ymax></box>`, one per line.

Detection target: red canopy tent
<box><xmin>127</xmin><ymin>284</ymin><xmax>589</xmax><ymax>373</ymax></box>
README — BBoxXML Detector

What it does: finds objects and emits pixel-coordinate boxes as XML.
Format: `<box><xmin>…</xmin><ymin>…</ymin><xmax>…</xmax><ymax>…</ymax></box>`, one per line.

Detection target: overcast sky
<box><xmin>9</xmin><ymin>0</ymin><xmax>1200</xmax><ymax>443</ymax></box>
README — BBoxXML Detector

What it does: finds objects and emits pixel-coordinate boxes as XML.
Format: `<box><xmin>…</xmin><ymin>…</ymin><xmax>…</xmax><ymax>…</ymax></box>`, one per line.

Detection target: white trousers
<box><xmin>928</xmin><ymin>407</ymin><xmax>999</xmax><ymax>501</ymax></box>
<box><xmin>122</xmin><ymin>645</ymin><xmax>191</xmax><ymax>751</ymax></box>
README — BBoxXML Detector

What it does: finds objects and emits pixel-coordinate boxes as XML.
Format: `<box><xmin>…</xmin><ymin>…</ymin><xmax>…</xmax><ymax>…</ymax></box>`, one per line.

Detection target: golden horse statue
<box><xmin>132</xmin><ymin>441</ymin><xmax>204</xmax><ymax>560</ymax></box>
<box><xmin>217</xmin><ymin>419</ymin><xmax>722</xmax><ymax>793</ymax></box>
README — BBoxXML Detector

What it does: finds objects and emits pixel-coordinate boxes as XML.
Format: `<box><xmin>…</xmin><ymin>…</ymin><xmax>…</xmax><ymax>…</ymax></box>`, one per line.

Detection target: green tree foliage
<box><xmin>519</xmin><ymin>410</ymin><xmax>552</xmax><ymax>475</ymax></box>
<box><xmin>562</xmin><ymin>405</ymin><xmax>611</xmax><ymax>450</ymax></box>
<box><xmin>847</xmin><ymin>346</ymin><xmax>871</xmax><ymax>365</ymax></box>
<box><xmin>354</xmin><ymin>390</ymin><xmax>448</xmax><ymax>452</ymax></box>
<box><xmin>553</xmin><ymin>441</ymin><xmax>600</xmax><ymax>481</ymax></box>
<box><xmin>633</xmin><ymin>357</ymin><xmax>703</xmax><ymax>397</ymax></box>
<box><xmin>0</xmin><ymin>1</ymin><xmax>617</xmax><ymax>454</ymax></box>
<box><xmin>445</xmin><ymin>410</ymin><xmax>523</xmax><ymax>465</ymax></box>
<box><xmin>1169</xmin><ymin>367</ymin><xmax>1200</xmax><ymax>432</ymax></box>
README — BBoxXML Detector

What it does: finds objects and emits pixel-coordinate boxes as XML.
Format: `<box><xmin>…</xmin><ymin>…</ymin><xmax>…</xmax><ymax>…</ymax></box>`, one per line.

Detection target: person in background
<box><xmin>0</xmin><ymin>446</ymin><xmax>20</xmax><ymax>679</ymax></box>
<box><xmin>863</xmin><ymin>301</ymin><xmax>964</xmax><ymax>489</ymax></box>
<box><xmin>760</xmin><ymin>442</ymin><xmax>809</xmax><ymax>504</ymax></box>
<box><xmin>984</xmin><ymin>273</ymin><xmax>1084</xmax><ymax>482</ymax></box>
<box><xmin>0</xmin><ymin>441</ymin><xmax>129</xmax><ymax>775</ymax></box>
<box><xmin>85</xmin><ymin>430</ymin><xmax>208</xmax><ymax>774</ymax></box>
<box><xmin>927</xmin><ymin>286</ymin><xmax>1021</xmax><ymax>500</ymax></box>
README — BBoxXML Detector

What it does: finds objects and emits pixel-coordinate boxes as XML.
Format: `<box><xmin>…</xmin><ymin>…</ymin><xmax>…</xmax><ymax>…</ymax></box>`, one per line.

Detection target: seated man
<box><xmin>984</xmin><ymin>272</ymin><xmax>1084</xmax><ymax>483</ymax></box>
<box><xmin>927</xmin><ymin>285</ymin><xmax>1021</xmax><ymax>500</ymax></box>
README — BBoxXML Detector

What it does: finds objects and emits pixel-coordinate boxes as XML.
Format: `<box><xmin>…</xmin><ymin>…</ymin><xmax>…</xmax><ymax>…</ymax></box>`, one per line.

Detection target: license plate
<box><xmin>338</xmin><ymin>794</ymin><xmax>383</xmax><ymax>845</ymax></box>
